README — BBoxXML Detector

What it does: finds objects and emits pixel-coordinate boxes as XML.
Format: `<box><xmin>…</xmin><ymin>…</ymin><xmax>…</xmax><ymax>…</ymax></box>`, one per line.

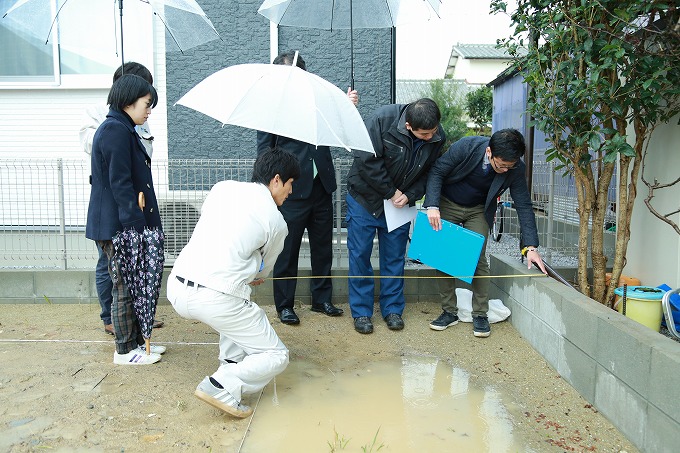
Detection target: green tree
<box><xmin>491</xmin><ymin>0</ymin><xmax>680</xmax><ymax>304</ymax></box>
<box><xmin>423</xmin><ymin>79</ymin><xmax>467</xmax><ymax>149</ymax></box>
<box><xmin>465</xmin><ymin>86</ymin><xmax>493</xmax><ymax>135</ymax></box>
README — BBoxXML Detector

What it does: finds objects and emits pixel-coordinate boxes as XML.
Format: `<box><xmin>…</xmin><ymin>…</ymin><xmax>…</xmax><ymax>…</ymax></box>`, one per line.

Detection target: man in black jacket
<box><xmin>257</xmin><ymin>50</ymin><xmax>358</xmax><ymax>325</ymax></box>
<box><xmin>346</xmin><ymin>98</ymin><xmax>445</xmax><ymax>334</ymax></box>
<box><xmin>424</xmin><ymin>129</ymin><xmax>547</xmax><ymax>338</ymax></box>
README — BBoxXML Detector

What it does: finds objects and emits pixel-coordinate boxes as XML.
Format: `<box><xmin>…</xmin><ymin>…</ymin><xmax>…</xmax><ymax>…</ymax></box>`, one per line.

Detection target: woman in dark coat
<box><xmin>86</xmin><ymin>74</ymin><xmax>164</xmax><ymax>365</ymax></box>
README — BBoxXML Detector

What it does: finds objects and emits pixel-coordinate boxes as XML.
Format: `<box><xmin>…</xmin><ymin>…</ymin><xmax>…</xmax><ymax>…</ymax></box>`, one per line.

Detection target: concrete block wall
<box><xmin>490</xmin><ymin>255</ymin><xmax>680</xmax><ymax>453</ymax></box>
<box><xmin>0</xmin><ymin>267</ymin><xmax>441</xmax><ymax>307</ymax></box>
<box><xmin>0</xmin><ymin>270</ymin><xmax>167</xmax><ymax>305</ymax></box>
<box><xmin>166</xmin><ymin>0</ymin><xmax>392</xmax><ymax>161</ymax></box>
<box><xmin>249</xmin><ymin>267</ymin><xmax>441</xmax><ymax>307</ymax></box>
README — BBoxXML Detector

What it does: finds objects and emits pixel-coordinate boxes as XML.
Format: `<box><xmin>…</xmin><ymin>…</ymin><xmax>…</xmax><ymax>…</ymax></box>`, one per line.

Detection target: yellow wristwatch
<box><xmin>521</xmin><ymin>246</ymin><xmax>537</xmax><ymax>257</ymax></box>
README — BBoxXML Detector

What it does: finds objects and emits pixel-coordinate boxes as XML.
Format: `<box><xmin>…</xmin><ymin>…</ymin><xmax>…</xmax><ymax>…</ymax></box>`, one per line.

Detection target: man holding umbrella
<box><xmin>167</xmin><ymin>147</ymin><xmax>300</xmax><ymax>418</ymax></box>
<box><xmin>257</xmin><ymin>50</ymin><xmax>358</xmax><ymax>326</ymax></box>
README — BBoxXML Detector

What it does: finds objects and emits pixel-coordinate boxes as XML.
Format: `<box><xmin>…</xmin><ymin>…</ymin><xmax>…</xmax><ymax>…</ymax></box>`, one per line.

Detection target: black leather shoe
<box><xmin>354</xmin><ymin>316</ymin><xmax>373</xmax><ymax>334</ymax></box>
<box><xmin>311</xmin><ymin>301</ymin><xmax>344</xmax><ymax>316</ymax></box>
<box><xmin>384</xmin><ymin>313</ymin><xmax>404</xmax><ymax>331</ymax></box>
<box><xmin>278</xmin><ymin>308</ymin><xmax>300</xmax><ymax>325</ymax></box>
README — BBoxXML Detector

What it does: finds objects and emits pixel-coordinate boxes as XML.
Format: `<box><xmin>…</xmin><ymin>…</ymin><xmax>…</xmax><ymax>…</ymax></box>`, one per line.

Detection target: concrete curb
<box><xmin>490</xmin><ymin>255</ymin><xmax>680</xmax><ymax>453</ymax></box>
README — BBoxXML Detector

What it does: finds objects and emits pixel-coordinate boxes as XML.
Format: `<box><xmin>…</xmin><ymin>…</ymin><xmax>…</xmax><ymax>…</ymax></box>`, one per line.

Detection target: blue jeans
<box><xmin>346</xmin><ymin>194</ymin><xmax>410</xmax><ymax>319</ymax></box>
<box><xmin>95</xmin><ymin>242</ymin><xmax>113</xmax><ymax>325</ymax></box>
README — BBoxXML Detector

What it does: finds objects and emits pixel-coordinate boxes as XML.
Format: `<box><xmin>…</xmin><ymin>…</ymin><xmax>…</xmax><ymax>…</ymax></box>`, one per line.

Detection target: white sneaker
<box><xmin>136</xmin><ymin>344</ymin><xmax>166</xmax><ymax>355</ymax></box>
<box><xmin>194</xmin><ymin>376</ymin><xmax>253</xmax><ymax>418</ymax></box>
<box><xmin>113</xmin><ymin>350</ymin><xmax>162</xmax><ymax>365</ymax></box>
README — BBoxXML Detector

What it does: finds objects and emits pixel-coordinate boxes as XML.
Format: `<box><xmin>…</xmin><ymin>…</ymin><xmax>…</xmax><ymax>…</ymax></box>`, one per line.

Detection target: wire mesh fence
<box><xmin>0</xmin><ymin>158</ymin><xmax>615</xmax><ymax>269</ymax></box>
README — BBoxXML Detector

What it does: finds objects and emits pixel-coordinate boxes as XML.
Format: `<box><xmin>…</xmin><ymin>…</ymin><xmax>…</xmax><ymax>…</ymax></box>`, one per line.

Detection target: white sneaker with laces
<box><xmin>136</xmin><ymin>344</ymin><xmax>167</xmax><ymax>355</ymax></box>
<box><xmin>194</xmin><ymin>376</ymin><xmax>253</xmax><ymax>418</ymax></box>
<box><xmin>113</xmin><ymin>350</ymin><xmax>162</xmax><ymax>365</ymax></box>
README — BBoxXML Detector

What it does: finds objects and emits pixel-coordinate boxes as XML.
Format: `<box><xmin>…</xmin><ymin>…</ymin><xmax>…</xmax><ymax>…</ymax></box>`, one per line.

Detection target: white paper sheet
<box><xmin>383</xmin><ymin>200</ymin><xmax>417</xmax><ymax>232</ymax></box>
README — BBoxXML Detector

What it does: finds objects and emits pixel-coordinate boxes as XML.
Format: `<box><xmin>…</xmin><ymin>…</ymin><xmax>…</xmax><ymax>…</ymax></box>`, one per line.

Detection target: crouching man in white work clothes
<box><xmin>167</xmin><ymin>147</ymin><xmax>300</xmax><ymax>418</ymax></box>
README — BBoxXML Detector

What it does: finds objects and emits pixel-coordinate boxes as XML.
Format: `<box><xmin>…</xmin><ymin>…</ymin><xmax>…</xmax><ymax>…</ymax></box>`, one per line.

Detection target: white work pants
<box><xmin>167</xmin><ymin>274</ymin><xmax>289</xmax><ymax>401</ymax></box>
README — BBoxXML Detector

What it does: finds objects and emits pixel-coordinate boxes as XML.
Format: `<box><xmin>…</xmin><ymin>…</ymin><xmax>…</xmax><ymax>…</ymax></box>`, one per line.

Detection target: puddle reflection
<box><xmin>242</xmin><ymin>356</ymin><xmax>532</xmax><ymax>452</ymax></box>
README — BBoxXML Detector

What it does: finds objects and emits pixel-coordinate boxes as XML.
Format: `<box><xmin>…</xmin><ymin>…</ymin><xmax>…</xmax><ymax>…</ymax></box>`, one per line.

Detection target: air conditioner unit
<box><xmin>156</xmin><ymin>190</ymin><xmax>207</xmax><ymax>260</ymax></box>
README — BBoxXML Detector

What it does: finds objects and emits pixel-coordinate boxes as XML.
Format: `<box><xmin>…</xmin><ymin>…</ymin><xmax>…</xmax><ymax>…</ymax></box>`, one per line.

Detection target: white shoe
<box><xmin>136</xmin><ymin>344</ymin><xmax>166</xmax><ymax>355</ymax></box>
<box><xmin>194</xmin><ymin>376</ymin><xmax>253</xmax><ymax>418</ymax></box>
<box><xmin>113</xmin><ymin>350</ymin><xmax>162</xmax><ymax>365</ymax></box>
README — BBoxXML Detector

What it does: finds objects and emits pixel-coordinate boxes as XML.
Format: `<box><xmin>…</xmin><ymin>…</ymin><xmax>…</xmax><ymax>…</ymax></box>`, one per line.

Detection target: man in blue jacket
<box><xmin>346</xmin><ymin>98</ymin><xmax>445</xmax><ymax>334</ymax></box>
<box><xmin>424</xmin><ymin>128</ymin><xmax>547</xmax><ymax>338</ymax></box>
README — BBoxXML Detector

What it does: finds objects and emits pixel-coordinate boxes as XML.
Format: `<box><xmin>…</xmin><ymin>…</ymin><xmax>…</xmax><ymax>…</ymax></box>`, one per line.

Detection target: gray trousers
<box><xmin>99</xmin><ymin>240</ymin><xmax>144</xmax><ymax>354</ymax></box>
<box><xmin>437</xmin><ymin>197</ymin><xmax>490</xmax><ymax>318</ymax></box>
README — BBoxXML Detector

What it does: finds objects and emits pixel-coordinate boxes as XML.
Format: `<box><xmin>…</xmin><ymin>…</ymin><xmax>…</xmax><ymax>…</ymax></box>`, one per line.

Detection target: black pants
<box><xmin>273</xmin><ymin>177</ymin><xmax>333</xmax><ymax>312</ymax></box>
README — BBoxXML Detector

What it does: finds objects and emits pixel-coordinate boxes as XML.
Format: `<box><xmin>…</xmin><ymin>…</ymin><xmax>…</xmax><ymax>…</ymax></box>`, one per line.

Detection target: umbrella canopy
<box><xmin>175</xmin><ymin>62</ymin><xmax>375</xmax><ymax>154</ymax></box>
<box><xmin>258</xmin><ymin>0</ymin><xmax>441</xmax><ymax>29</ymax></box>
<box><xmin>257</xmin><ymin>0</ymin><xmax>442</xmax><ymax>87</ymax></box>
<box><xmin>111</xmin><ymin>227</ymin><xmax>165</xmax><ymax>354</ymax></box>
<box><xmin>3</xmin><ymin>0</ymin><xmax>220</xmax><ymax>68</ymax></box>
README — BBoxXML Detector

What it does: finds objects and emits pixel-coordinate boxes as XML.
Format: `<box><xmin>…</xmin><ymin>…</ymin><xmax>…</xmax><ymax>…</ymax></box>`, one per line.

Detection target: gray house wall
<box><xmin>165</xmin><ymin>0</ymin><xmax>393</xmax><ymax>161</ymax></box>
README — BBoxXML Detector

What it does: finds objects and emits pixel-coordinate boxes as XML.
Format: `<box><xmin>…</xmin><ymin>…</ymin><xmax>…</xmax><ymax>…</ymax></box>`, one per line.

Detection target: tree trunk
<box><xmin>605</xmin><ymin>120</ymin><xmax>645</xmax><ymax>306</ymax></box>
<box><xmin>574</xmin><ymin>156</ymin><xmax>596</xmax><ymax>297</ymax></box>
<box><xmin>591</xmin><ymin>162</ymin><xmax>616</xmax><ymax>303</ymax></box>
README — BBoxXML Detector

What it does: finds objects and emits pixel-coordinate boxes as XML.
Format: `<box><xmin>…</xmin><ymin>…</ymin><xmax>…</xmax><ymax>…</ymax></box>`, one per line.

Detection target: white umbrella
<box><xmin>3</xmin><ymin>0</ymin><xmax>221</xmax><ymax>68</ymax></box>
<box><xmin>258</xmin><ymin>0</ymin><xmax>441</xmax><ymax>29</ymax></box>
<box><xmin>257</xmin><ymin>0</ymin><xmax>441</xmax><ymax>88</ymax></box>
<box><xmin>175</xmin><ymin>62</ymin><xmax>375</xmax><ymax>154</ymax></box>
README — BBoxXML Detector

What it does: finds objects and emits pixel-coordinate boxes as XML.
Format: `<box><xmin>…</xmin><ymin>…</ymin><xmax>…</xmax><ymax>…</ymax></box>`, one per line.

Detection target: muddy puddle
<box><xmin>241</xmin><ymin>356</ymin><xmax>534</xmax><ymax>452</ymax></box>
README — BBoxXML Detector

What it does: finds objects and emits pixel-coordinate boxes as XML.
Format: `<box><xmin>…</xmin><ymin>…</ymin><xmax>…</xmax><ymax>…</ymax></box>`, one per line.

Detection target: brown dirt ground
<box><xmin>0</xmin><ymin>301</ymin><xmax>637</xmax><ymax>452</ymax></box>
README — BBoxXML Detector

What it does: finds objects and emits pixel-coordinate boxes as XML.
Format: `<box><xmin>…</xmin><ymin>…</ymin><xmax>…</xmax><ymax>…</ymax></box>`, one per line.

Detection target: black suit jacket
<box><xmin>256</xmin><ymin>132</ymin><xmax>337</xmax><ymax>200</ymax></box>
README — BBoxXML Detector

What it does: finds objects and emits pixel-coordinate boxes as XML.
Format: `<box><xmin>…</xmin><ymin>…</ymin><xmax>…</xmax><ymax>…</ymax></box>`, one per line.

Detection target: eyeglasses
<box><xmin>492</xmin><ymin>156</ymin><xmax>519</xmax><ymax>170</ymax></box>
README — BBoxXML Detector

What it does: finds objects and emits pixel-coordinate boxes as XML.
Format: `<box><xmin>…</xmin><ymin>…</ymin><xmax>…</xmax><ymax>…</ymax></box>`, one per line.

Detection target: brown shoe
<box><xmin>104</xmin><ymin>324</ymin><xmax>114</xmax><ymax>335</ymax></box>
<box><xmin>153</xmin><ymin>320</ymin><xmax>164</xmax><ymax>329</ymax></box>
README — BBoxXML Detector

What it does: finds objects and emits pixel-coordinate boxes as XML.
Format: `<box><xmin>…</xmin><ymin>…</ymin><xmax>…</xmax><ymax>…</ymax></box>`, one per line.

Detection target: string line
<box><xmin>268</xmin><ymin>273</ymin><xmax>547</xmax><ymax>281</ymax></box>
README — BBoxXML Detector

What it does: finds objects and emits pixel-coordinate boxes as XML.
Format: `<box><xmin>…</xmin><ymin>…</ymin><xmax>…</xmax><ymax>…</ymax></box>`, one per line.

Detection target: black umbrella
<box><xmin>257</xmin><ymin>0</ymin><xmax>442</xmax><ymax>89</ymax></box>
<box><xmin>112</xmin><ymin>225</ymin><xmax>165</xmax><ymax>354</ymax></box>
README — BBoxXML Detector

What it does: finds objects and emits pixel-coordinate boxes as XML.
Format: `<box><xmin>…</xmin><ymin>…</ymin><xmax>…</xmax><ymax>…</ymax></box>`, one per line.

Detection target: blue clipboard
<box><xmin>407</xmin><ymin>211</ymin><xmax>485</xmax><ymax>284</ymax></box>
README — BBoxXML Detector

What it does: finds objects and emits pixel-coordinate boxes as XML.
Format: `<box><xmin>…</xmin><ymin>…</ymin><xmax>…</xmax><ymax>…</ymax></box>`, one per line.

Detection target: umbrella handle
<box><xmin>138</xmin><ymin>192</ymin><xmax>145</xmax><ymax>211</ymax></box>
<box><xmin>145</xmin><ymin>338</ymin><xmax>151</xmax><ymax>355</ymax></box>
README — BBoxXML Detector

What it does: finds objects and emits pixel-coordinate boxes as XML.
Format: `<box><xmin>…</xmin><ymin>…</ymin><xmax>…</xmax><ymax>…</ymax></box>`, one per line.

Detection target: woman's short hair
<box><xmin>251</xmin><ymin>147</ymin><xmax>301</xmax><ymax>185</ymax></box>
<box><xmin>107</xmin><ymin>74</ymin><xmax>158</xmax><ymax>112</ymax></box>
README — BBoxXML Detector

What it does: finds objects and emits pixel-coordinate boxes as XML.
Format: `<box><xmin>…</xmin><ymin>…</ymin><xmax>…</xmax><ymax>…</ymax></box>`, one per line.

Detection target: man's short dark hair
<box><xmin>251</xmin><ymin>147</ymin><xmax>301</xmax><ymax>185</ymax></box>
<box><xmin>113</xmin><ymin>62</ymin><xmax>153</xmax><ymax>84</ymax></box>
<box><xmin>273</xmin><ymin>50</ymin><xmax>306</xmax><ymax>71</ymax></box>
<box><xmin>107</xmin><ymin>74</ymin><xmax>159</xmax><ymax>112</ymax></box>
<box><xmin>489</xmin><ymin>128</ymin><xmax>526</xmax><ymax>161</ymax></box>
<box><xmin>405</xmin><ymin>98</ymin><xmax>441</xmax><ymax>131</ymax></box>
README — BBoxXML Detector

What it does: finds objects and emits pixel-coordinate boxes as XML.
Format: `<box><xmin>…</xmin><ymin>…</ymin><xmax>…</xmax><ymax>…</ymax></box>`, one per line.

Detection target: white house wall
<box><xmin>625</xmin><ymin>116</ymin><xmax>680</xmax><ymax>288</ymax></box>
<box><xmin>452</xmin><ymin>58</ymin><xmax>512</xmax><ymax>84</ymax></box>
<box><xmin>0</xmin><ymin>14</ymin><xmax>168</xmax><ymax>161</ymax></box>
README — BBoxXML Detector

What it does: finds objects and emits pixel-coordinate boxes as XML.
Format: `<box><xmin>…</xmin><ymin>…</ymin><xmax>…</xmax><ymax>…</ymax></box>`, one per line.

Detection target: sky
<box><xmin>395</xmin><ymin>0</ymin><xmax>518</xmax><ymax>79</ymax></box>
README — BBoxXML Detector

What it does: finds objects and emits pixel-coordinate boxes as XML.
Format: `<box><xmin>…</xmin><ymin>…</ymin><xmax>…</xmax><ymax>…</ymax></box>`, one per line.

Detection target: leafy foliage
<box><xmin>422</xmin><ymin>79</ymin><xmax>468</xmax><ymax>149</ymax></box>
<box><xmin>465</xmin><ymin>86</ymin><xmax>493</xmax><ymax>135</ymax></box>
<box><xmin>490</xmin><ymin>0</ymin><xmax>680</xmax><ymax>304</ymax></box>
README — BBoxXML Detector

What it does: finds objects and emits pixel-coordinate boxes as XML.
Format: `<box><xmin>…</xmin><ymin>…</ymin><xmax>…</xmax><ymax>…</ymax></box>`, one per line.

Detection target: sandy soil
<box><xmin>0</xmin><ymin>301</ymin><xmax>637</xmax><ymax>452</ymax></box>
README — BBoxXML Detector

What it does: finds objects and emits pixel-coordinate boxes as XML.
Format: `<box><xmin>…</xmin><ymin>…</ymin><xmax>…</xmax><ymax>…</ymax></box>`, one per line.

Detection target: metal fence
<box><xmin>0</xmin><ymin>158</ymin><xmax>615</xmax><ymax>269</ymax></box>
